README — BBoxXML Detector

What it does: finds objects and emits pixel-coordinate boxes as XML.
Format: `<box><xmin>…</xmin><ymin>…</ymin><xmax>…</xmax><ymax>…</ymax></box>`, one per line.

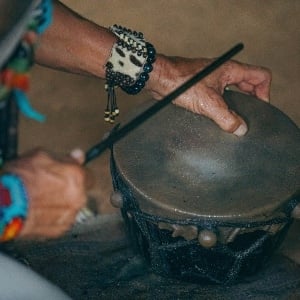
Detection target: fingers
<box><xmin>3</xmin><ymin>148</ymin><xmax>92</xmax><ymax>240</ymax></box>
<box><xmin>70</xmin><ymin>148</ymin><xmax>85</xmax><ymax>164</ymax></box>
<box><xmin>8</xmin><ymin>148</ymin><xmax>93</xmax><ymax>193</ymax></box>
<box><xmin>69</xmin><ymin>148</ymin><xmax>94</xmax><ymax>189</ymax></box>
<box><xmin>203</xmin><ymin>92</ymin><xmax>248</xmax><ymax>136</ymax></box>
<box><xmin>175</xmin><ymin>86</ymin><xmax>248</xmax><ymax>136</ymax></box>
<box><xmin>148</xmin><ymin>55</ymin><xmax>271</xmax><ymax>137</ymax></box>
<box><xmin>197</xmin><ymin>61</ymin><xmax>271</xmax><ymax>135</ymax></box>
<box><xmin>228</xmin><ymin>61</ymin><xmax>272</xmax><ymax>102</ymax></box>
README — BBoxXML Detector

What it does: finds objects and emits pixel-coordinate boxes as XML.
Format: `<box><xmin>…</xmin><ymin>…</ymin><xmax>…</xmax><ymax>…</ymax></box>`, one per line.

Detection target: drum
<box><xmin>110</xmin><ymin>90</ymin><xmax>300</xmax><ymax>284</ymax></box>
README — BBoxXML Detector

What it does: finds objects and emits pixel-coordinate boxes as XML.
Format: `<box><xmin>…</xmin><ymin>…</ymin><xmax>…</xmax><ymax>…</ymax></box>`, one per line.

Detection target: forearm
<box><xmin>35</xmin><ymin>2</ymin><xmax>169</xmax><ymax>99</ymax></box>
<box><xmin>35</xmin><ymin>0</ymin><xmax>117</xmax><ymax>78</ymax></box>
<box><xmin>35</xmin><ymin>1</ymin><xmax>169</xmax><ymax>86</ymax></box>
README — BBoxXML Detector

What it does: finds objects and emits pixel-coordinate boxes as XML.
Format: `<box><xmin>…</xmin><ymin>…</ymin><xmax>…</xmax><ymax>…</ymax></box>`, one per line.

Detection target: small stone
<box><xmin>110</xmin><ymin>191</ymin><xmax>123</xmax><ymax>208</ymax></box>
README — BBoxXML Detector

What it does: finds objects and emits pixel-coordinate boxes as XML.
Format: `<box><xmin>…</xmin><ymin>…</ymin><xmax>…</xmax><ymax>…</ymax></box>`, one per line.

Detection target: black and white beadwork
<box><xmin>104</xmin><ymin>25</ymin><xmax>156</xmax><ymax>123</ymax></box>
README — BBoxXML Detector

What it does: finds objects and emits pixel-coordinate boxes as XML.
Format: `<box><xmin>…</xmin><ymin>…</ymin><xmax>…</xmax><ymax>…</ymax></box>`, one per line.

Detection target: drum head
<box><xmin>113</xmin><ymin>91</ymin><xmax>300</xmax><ymax>221</ymax></box>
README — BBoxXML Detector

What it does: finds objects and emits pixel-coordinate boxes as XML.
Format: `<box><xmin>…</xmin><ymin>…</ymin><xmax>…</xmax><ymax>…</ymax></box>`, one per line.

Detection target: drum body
<box><xmin>110</xmin><ymin>91</ymin><xmax>300</xmax><ymax>284</ymax></box>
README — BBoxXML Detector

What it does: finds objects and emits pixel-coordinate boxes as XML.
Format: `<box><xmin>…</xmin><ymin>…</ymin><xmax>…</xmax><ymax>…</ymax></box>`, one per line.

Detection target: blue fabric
<box><xmin>35</xmin><ymin>0</ymin><xmax>53</xmax><ymax>34</ymax></box>
<box><xmin>13</xmin><ymin>89</ymin><xmax>46</xmax><ymax>122</ymax></box>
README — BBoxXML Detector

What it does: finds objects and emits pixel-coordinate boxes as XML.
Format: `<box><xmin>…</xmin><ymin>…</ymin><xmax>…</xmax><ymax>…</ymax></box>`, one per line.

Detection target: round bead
<box><xmin>198</xmin><ymin>229</ymin><xmax>217</xmax><ymax>248</ymax></box>
<box><xmin>135</xmin><ymin>80</ymin><xmax>145</xmax><ymax>88</ymax></box>
<box><xmin>139</xmin><ymin>72</ymin><xmax>149</xmax><ymax>82</ymax></box>
<box><xmin>110</xmin><ymin>191</ymin><xmax>123</xmax><ymax>208</ymax></box>
<box><xmin>143</xmin><ymin>64</ymin><xmax>153</xmax><ymax>73</ymax></box>
<box><xmin>291</xmin><ymin>204</ymin><xmax>300</xmax><ymax>219</ymax></box>
<box><xmin>23</xmin><ymin>31</ymin><xmax>38</xmax><ymax>45</ymax></box>
<box><xmin>147</xmin><ymin>56</ymin><xmax>156</xmax><ymax>64</ymax></box>
<box><xmin>147</xmin><ymin>45</ymin><xmax>156</xmax><ymax>57</ymax></box>
<box><xmin>106</xmin><ymin>62</ymin><xmax>113</xmax><ymax>69</ymax></box>
<box><xmin>135</xmin><ymin>85</ymin><xmax>143</xmax><ymax>93</ymax></box>
<box><xmin>126</xmin><ymin>85</ymin><xmax>140</xmax><ymax>95</ymax></box>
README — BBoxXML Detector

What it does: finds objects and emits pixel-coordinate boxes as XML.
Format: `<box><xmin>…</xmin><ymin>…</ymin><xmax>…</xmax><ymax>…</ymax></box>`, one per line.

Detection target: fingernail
<box><xmin>70</xmin><ymin>148</ymin><xmax>84</xmax><ymax>163</ymax></box>
<box><xmin>233</xmin><ymin>122</ymin><xmax>248</xmax><ymax>136</ymax></box>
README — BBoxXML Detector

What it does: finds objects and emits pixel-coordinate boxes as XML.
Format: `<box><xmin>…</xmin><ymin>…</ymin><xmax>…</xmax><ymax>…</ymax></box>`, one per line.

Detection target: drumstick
<box><xmin>84</xmin><ymin>43</ymin><xmax>244</xmax><ymax>164</ymax></box>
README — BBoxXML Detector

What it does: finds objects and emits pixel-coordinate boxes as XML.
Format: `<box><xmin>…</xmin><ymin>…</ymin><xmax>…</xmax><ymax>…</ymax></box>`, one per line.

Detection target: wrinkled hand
<box><xmin>147</xmin><ymin>55</ymin><xmax>272</xmax><ymax>136</ymax></box>
<box><xmin>3</xmin><ymin>148</ymin><xmax>91</xmax><ymax>239</ymax></box>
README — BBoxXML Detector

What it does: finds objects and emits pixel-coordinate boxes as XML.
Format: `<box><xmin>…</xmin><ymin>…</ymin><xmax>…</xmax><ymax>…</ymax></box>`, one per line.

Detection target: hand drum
<box><xmin>110</xmin><ymin>90</ymin><xmax>300</xmax><ymax>284</ymax></box>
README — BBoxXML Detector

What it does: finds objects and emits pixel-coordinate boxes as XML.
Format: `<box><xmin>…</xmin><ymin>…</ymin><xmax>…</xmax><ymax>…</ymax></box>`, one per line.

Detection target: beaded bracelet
<box><xmin>0</xmin><ymin>174</ymin><xmax>28</xmax><ymax>241</ymax></box>
<box><xmin>104</xmin><ymin>25</ymin><xmax>156</xmax><ymax>123</ymax></box>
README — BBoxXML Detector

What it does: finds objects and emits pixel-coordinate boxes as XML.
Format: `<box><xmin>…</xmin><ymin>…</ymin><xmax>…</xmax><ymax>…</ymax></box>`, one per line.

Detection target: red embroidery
<box><xmin>0</xmin><ymin>183</ymin><xmax>11</xmax><ymax>206</ymax></box>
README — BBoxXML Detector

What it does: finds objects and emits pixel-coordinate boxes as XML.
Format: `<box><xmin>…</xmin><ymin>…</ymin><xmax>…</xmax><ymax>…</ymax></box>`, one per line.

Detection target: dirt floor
<box><xmin>20</xmin><ymin>0</ymin><xmax>299</xmax><ymax>264</ymax></box>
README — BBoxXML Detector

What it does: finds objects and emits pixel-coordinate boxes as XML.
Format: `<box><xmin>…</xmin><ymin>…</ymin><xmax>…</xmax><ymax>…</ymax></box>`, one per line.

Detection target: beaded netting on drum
<box><xmin>110</xmin><ymin>150</ymin><xmax>298</xmax><ymax>285</ymax></box>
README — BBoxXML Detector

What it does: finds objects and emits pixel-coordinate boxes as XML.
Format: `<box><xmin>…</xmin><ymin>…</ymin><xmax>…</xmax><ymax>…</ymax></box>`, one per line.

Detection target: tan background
<box><xmin>19</xmin><ymin>1</ymin><xmax>299</xmax><ymax>259</ymax></box>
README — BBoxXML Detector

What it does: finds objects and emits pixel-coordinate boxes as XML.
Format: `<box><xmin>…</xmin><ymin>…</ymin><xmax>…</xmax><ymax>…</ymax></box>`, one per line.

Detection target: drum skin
<box><xmin>111</xmin><ymin>90</ymin><xmax>300</xmax><ymax>284</ymax></box>
<box><xmin>113</xmin><ymin>90</ymin><xmax>299</xmax><ymax>222</ymax></box>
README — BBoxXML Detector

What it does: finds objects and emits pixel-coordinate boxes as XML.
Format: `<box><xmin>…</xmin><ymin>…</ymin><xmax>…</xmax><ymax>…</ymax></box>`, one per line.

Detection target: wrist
<box><xmin>145</xmin><ymin>54</ymin><xmax>181</xmax><ymax>100</ymax></box>
<box><xmin>0</xmin><ymin>174</ymin><xmax>28</xmax><ymax>242</ymax></box>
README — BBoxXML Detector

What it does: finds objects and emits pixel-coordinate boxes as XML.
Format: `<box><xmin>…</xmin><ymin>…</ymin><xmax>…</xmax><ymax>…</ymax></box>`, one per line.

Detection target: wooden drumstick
<box><xmin>84</xmin><ymin>43</ymin><xmax>244</xmax><ymax>165</ymax></box>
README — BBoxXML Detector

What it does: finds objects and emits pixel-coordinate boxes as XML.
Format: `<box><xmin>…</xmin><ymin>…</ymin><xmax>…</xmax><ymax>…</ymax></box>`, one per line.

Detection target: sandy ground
<box><xmin>20</xmin><ymin>1</ymin><xmax>299</xmax><ymax>262</ymax></box>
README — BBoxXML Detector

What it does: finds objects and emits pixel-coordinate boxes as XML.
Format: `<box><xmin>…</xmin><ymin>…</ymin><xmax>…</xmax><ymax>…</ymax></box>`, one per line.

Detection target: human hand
<box><xmin>147</xmin><ymin>55</ymin><xmax>272</xmax><ymax>136</ymax></box>
<box><xmin>3</xmin><ymin>148</ymin><xmax>91</xmax><ymax>239</ymax></box>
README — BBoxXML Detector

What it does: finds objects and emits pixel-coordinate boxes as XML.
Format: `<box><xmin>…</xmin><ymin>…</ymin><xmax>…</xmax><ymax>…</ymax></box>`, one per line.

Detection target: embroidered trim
<box><xmin>0</xmin><ymin>174</ymin><xmax>28</xmax><ymax>241</ymax></box>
